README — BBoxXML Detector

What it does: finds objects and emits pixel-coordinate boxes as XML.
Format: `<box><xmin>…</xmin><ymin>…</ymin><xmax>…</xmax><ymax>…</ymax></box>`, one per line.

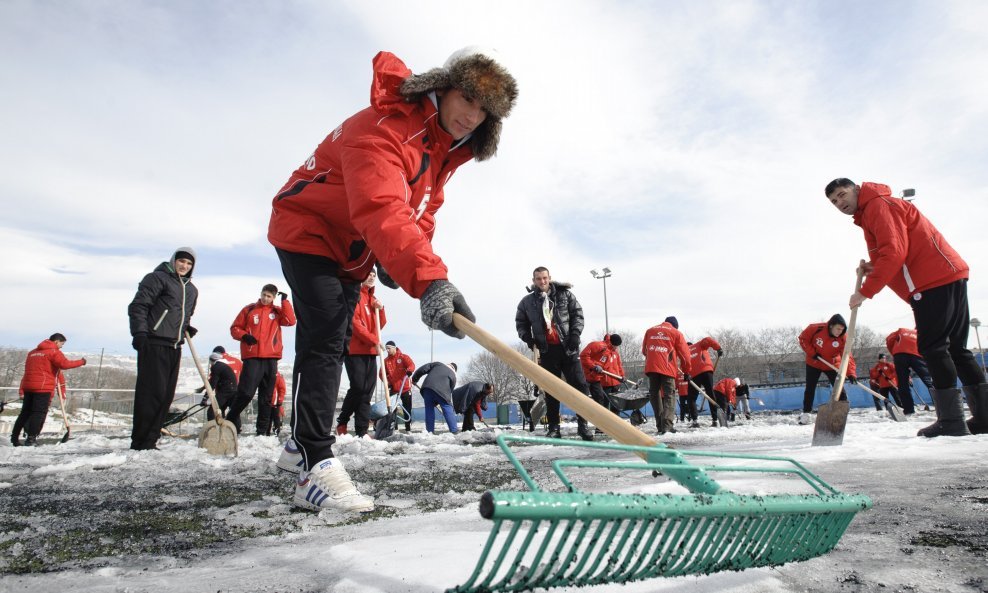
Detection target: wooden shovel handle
<box><xmin>374</xmin><ymin>309</ymin><xmax>392</xmax><ymax>412</ymax></box>
<box><xmin>453</xmin><ymin>314</ymin><xmax>657</xmax><ymax>449</ymax></box>
<box><xmin>185</xmin><ymin>332</ymin><xmax>225</xmax><ymax>424</ymax></box>
<box><xmin>829</xmin><ymin>263</ymin><xmax>865</xmax><ymax>403</ymax></box>
<box><xmin>817</xmin><ymin>356</ymin><xmax>890</xmax><ymax>402</ymax></box>
<box><xmin>598</xmin><ymin>368</ymin><xmax>637</xmax><ymax>387</ymax></box>
<box><xmin>687</xmin><ymin>378</ymin><xmax>720</xmax><ymax>407</ymax></box>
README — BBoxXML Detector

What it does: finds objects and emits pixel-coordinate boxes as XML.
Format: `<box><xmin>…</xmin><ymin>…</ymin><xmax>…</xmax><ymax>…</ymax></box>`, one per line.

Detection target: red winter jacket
<box><xmin>580</xmin><ymin>335</ymin><xmax>624</xmax><ymax>386</ymax></box>
<box><xmin>230</xmin><ymin>300</ymin><xmax>297</xmax><ymax>360</ymax></box>
<box><xmin>714</xmin><ymin>378</ymin><xmax>737</xmax><ymax>406</ymax></box>
<box><xmin>886</xmin><ymin>328</ymin><xmax>921</xmax><ymax>357</ymax></box>
<box><xmin>18</xmin><ymin>340</ymin><xmax>85</xmax><ymax>396</ymax></box>
<box><xmin>798</xmin><ymin>318</ymin><xmax>858</xmax><ymax>377</ymax></box>
<box><xmin>271</xmin><ymin>372</ymin><xmax>287</xmax><ymax>406</ymax></box>
<box><xmin>869</xmin><ymin>361</ymin><xmax>897</xmax><ymax>389</ymax></box>
<box><xmin>348</xmin><ymin>285</ymin><xmax>387</xmax><ymax>356</ymax></box>
<box><xmin>676</xmin><ymin>372</ymin><xmax>689</xmax><ymax>396</ymax></box>
<box><xmin>384</xmin><ymin>348</ymin><xmax>415</xmax><ymax>394</ymax></box>
<box><xmin>642</xmin><ymin>322</ymin><xmax>691</xmax><ymax>377</ymax></box>
<box><xmin>688</xmin><ymin>337</ymin><xmax>721</xmax><ymax>376</ymax></box>
<box><xmin>268</xmin><ymin>52</ymin><xmax>476</xmax><ymax>298</ymax></box>
<box><xmin>853</xmin><ymin>182</ymin><xmax>968</xmax><ymax>301</ymax></box>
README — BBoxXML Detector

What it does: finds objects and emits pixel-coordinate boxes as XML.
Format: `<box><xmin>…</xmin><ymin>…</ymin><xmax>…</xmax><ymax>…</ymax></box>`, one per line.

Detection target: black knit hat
<box><xmin>213</xmin><ymin>346</ymin><xmax>226</xmax><ymax>354</ymax></box>
<box><xmin>385</xmin><ymin>340</ymin><xmax>396</xmax><ymax>347</ymax></box>
<box><xmin>609</xmin><ymin>334</ymin><xmax>622</xmax><ymax>346</ymax></box>
<box><xmin>664</xmin><ymin>316</ymin><xmax>679</xmax><ymax>329</ymax></box>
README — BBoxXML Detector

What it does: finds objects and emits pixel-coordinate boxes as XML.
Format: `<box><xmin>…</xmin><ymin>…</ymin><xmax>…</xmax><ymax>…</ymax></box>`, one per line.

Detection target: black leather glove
<box><xmin>565</xmin><ymin>335</ymin><xmax>580</xmax><ymax>353</ymax></box>
<box><xmin>194</xmin><ymin>385</ymin><xmax>206</xmax><ymax>394</ymax></box>
<box><xmin>419</xmin><ymin>280</ymin><xmax>475</xmax><ymax>339</ymax></box>
<box><xmin>683</xmin><ymin>373</ymin><xmax>691</xmax><ymax>384</ymax></box>
<box><xmin>242</xmin><ymin>334</ymin><xmax>258</xmax><ymax>346</ymax></box>
<box><xmin>375</xmin><ymin>262</ymin><xmax>399</xmax><ymax>290</ymax></box>
<box><xmin>132</xmin><ymin>333</ymin><xmax>148</xmax><ymax>351</ymax></box>
<box><xmin>523</xmin><ymin>337</ymin><xmax>536</xmax><ymax>350</ymax></box>
<box><xmin>592</xmin><ymin>365</ymin><xmax>603</xmax><ymax>373</ymax></box>
<box><xmin>847</xmin><ymin>375</ymin><xmax>858</xmax><ymax>385</ymax></box>
<box><xmin>185</xmin><ymin>326</ymin><xmax>197</xmax><ymax>338</ymax></box>
<box><xmin>716</xmin><ymin>349</ymin><xmax>724</xmax><ymax>357</ymax></box>
<box><xmin>277</xmin><ymin>291</ymin><xmax>288</xmax><ymax>301</ymax></box>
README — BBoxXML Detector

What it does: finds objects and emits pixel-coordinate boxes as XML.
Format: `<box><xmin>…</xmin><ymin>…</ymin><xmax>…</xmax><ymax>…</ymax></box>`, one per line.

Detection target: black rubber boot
<box><xmin>11</xmin><ymin>434</ymin><xmax>20</xmax><ymax>447</ymax></box>
<box><xmin>546</xmin><ymin>425</ymin><xmax>561</xmax><ymax>439</ymax></box>
<box><xmin>917</xmin><ymin>388</ymin><xmax>972</xmax><ymax>438</ymax></box>
<box><xmin>962</xmin><ymin>383</ymin><xmax>988</xmax><ymax>435</ymax></box>
<box><xmin>577</xmin><ymin>418</ymin><xmax>594</xmax><ymax>441</ymax></box>
<box><xmin>24</xmin><ymin>435</ymin><xmax>39</xmax><ymax>447</ymax></box>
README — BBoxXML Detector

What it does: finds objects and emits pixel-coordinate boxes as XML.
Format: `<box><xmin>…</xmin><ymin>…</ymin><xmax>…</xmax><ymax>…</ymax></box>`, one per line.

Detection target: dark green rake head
<box><xmin>449</xmin><ymin>434</ymin><xmax>871</xmax><ymax>593</ymax></box>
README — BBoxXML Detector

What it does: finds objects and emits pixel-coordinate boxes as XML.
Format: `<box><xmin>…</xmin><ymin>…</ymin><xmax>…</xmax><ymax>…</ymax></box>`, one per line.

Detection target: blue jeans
<box><xmin>422</xmin><ymin>388</ymin><xmax>458</xmax><ymax>434</ymax></box>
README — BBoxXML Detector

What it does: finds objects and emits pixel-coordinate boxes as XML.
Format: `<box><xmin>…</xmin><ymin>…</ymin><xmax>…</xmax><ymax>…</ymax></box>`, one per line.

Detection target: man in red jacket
<box><xmin>688</xmin><ymin>336</ymin><xmax>723</xmax><ymax>427</ymax></box>
<box><xmin>336</xmin><ymin>271</ymin><xmax>386</xmax><ymax>437</ymax></box>
<box><xmin>384</xmin><ymin>340</ymin><xmax>416</xmax><ymax>432</ymax></box>
<box><xmin>227</xmin><ymin>284</ymin><xmax>296</xmax><ymax>436</ymax></box>
<box><xmin>271</xmin><ymin>372</ymin><xmax>287</xmax><ymax>436</ymax></box>
<box><xmin>580</xmin><ymin>333</ymin><xmax>624</xmax><ymax>416</ymax></box>
<box><xmin>642</xmin><ymin>317</ymin><xmax>691</xmax><ymax>434</ymax></box>
<box><xmin>13</xmin><ymin>333</ymin><xmax>86</xmax><ymax>446</ymax></box>
<box><xmin>268</xmin><ymin>47</ymin><xmax>517</xmax><ymax>512</ymax></box>
<box><xmin>797</xmin><ymin>314</ymin><xmax>857</xmax><ymax>425</ymax></box>
<box><xmin>869</xmin><ymin>354</ymin><xmax>900</xmax><ymax>411</ymax></box>
<box><xmin>886</xmin><ymin>327</ymin><xmax>933</xmax><ymax>415</ymax></box>
<box><xmin>826</xmin><ymin>179</ymin><xmax>986</xmax><ymax>436</ymax></box>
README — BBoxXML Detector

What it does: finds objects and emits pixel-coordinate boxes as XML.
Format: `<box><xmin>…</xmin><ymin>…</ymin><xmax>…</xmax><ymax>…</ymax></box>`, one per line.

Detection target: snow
<box><xmin>1</xmin><ymin>409</ymin><xmax>987</xmax><ymax>593</ymax></box>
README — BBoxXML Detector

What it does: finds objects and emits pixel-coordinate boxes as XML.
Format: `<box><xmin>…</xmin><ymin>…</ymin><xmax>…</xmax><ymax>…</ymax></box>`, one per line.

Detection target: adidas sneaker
<box><xmin>294</xmin><ymin>458</ymin><xmax>374</xmax><ymax>513</ymax></box>
<box><xmin>276</xmin><ymin>438</ymin><xmax>304</xmax><ymax>474</ymax></box>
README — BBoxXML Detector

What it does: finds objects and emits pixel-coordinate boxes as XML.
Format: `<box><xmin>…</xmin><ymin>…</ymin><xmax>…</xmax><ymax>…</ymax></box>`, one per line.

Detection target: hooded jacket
<box><xmin>515</xmin><ymin>281</ymin><xmax>585</xmax><ymax>353</ymax></box>
<box><xmin>230</xmin><ymin>298</ymin><xmax>296</xmax><ymax>360</ymax></box>
<box><xmin>18</xmin><ymin>340</ymin><xmax>85</xmax><ymax>395</ymax></box>
<box><xmin>798</xmin><ymin>315</ymin><xmax>858</xmax><ymax>376</ymax></box>
<box><xmin>345</xmin><ymin>284</ymin><xmax>387</xmax><ymax>356</ymax></box>
<box><xmin>268</xmin><ymin>51</ymin><xmax>513</xmax><ymax>298</ymax></box>
<box><xmin>579</xmin><ymin>335</ymin><xmax>624</xmax><ymax>386</ymax></box>
<box><xmin>384</xmin><ymin>348</ymin><xmax>416</xmax><ymax>394</ymax></box>
<box><xmin>886</xmin><ymin>328</ymin><xmax>921</xmax><ymax>357</ymax></box>
<box><xmin>642</xmin><ymin>322</ymin><xmax>691</xmax><ymax>377</ymax></box>
<box><xmin>128</xmin><ymin>249</ymin><xmax>198</xmax><ymax>348</ymax></box>
<box><xmin>688</xmin><ymin>336</ymin><xmax>722</xmax><ymax>376</ymax></box>
<box><xmin>714</xmin><ymin>378</ymin><xmax>738</xmax><ymax>406</ymax></box>
<box><xmin>853</xmin><ymin>182</ymin><xmax>968</xmax><ymax>301</ymax></box>
<box><xmin>412</xmin><ymin>361</ymin><xmax>457</xmax><ymax>403</ymax></box>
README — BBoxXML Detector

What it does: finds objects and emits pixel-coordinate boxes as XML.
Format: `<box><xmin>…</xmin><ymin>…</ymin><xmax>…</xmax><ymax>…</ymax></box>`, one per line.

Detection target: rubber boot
<box><xmin>577</xmin><ymin>418</ymin><xmax>594</xmax><ymax>441</ymax></box>
<box><xmin>24</xmin><ymin>435</ymin><xmax>39</xmax><ymax>447</ymax></box>
<box><xmin>917</xmin><ymin>388</ymin><xmax>972</xmax><ymax>438</ymax></box>
<box><xmin>962</xmin><ymin>383</ymin><xmax>988</xmax><ymax>435</ymax></box>
<box><xmin>11</xmin><ymin>433</ymin><xmax>20</xmax><ymax>447</ymax></box>
<box><xmin>546</xmin><ymin>425</ymin><xmax>561</xmax><ymax>439</ymax></box>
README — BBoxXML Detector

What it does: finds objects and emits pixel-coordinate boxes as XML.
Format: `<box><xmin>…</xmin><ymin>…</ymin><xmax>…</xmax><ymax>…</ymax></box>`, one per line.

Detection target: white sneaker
<box><xmin>294</xmin><ymin>458</ymin><xmax>375</xmax><ymax>513</ymax></box>
<box><xmin>276</xmin><ymin>438</ymin><xmax>304</xmax><ymax>474</ymax></box>
<box><xmin>798</xmin><ymin>413</ymin><xmax>812</xmax><ymax>425</ymax></box>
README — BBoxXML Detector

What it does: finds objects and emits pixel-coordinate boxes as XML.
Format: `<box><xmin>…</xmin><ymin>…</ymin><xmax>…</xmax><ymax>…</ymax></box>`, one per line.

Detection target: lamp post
<box><xmin>590</xmin><ymin>267</ymin><xmax>612</xmax><ymax>335</ymax></box>
<box><xmin>972</xmin><ymin>318</ymin><xmax>985</xmax><ymax>373</ymax></box>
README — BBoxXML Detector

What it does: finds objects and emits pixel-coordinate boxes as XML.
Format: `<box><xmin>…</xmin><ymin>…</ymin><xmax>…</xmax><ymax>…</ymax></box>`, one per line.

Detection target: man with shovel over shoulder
<box><xmin>825</xmin><ymin>178</ymin><xmax>986</xmax><ymax>437</ymax></box>
<box><xmin>798</xmin><ymin>315</ymin><xmax>857</xmax><ymax>425</ymax></box>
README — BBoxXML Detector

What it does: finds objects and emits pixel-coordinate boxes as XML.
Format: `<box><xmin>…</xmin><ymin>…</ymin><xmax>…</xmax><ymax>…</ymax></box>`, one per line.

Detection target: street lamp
<box><xmin>972</xmin><ymin>318</ymin><xmax>984</xmax><ymax>372</ymax></box>
<box><xmin>590</xmin><ymin>267</ymin><xmax>612</xmax><ymax>334</ymax></box>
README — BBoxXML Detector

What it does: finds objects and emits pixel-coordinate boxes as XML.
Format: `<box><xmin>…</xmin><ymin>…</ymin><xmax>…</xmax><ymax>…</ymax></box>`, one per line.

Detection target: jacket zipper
<box><xmin>153</xmin><ymin>309</ymin><xmax>169</xmax><ymax>331</ymax></box>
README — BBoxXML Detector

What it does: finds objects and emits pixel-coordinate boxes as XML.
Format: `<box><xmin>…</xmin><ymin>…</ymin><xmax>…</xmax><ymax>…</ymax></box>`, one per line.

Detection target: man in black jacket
<box><xmin>127</xmin><ymin>248</ymin><xmax>198</xmax><ymax>451</ymax></box>
<box><xmin>515</xmin><ymin>267</ymin><xmax>594</xmax><ymax>440</ymax></box>
<box><xmin>411</xmin><ymin>361</ymin><xmax>459</xmax><ymax>434</ymax></box>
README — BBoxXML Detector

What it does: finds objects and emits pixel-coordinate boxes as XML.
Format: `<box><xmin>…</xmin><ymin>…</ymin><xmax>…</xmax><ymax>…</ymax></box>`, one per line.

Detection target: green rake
<box><xmin>449</xmin><ymin>435</ymin><xmax>872</xmax><ymax>592</ymax></box>
<box><xmin>451</xmin><ymin>314</ymin><xmax>872</xmax><ymax>592</ymax></box>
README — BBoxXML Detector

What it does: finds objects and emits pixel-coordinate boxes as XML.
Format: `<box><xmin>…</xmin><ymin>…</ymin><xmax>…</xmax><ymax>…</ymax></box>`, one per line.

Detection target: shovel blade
<box><xmin>530</xmin><ymin>395</ymin><xmax>546</xmax><ymax>427</ymax></box>
<box><xmin>717</xmin><ymin>408</ymin><xmax>729</xmax><ymax>428</ymax></box>
<box><xmin>198</xmin><ymin>419</ymin><xmax>238</xmax><ymax>456</ymax></box>
<box><xmin>812</xmin><ymin>400</ymin><xmax>850</xmax><ymax>446</ymax></box>
<box><xmin>885</xmin><ymin>402</ymin><xmax>907</xmax><ymax>422</ymax></box>
<box><xmin>374</xmin><ymin>411</ymin><xmax>399</xmax><ymax>440</ymax></box>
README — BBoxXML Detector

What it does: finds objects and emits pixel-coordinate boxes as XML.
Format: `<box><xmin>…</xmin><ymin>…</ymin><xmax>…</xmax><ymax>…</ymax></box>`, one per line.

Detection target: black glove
<box><xmin>242</xmin><ymin>334</ymin><xmax>258</xmax><ymax>346</ymax></box>
<box><xmin>419</xmin><ymin>280</ymin><xmax>475</xmax><ymax>339</ymax></box>
<box><xmin>847</xmin><ymin>375</ymin><xmax>858</xmax><ymax>385</ymax></box>
<box><xmin>277</xmin><ymin>291</ymin><xmax>288</xmax><ymax>301</ymax></box>
<box><xmin>185</xmin><ymin>325</ymin><xmax>197</xmax><ymax>338</ymax></box>
<box><xmin>194</xmin><ymin>385</ymin><xmax>206</xmax><ymax>394</ymax></box>
<box><xmin>132</xmin><ymin>333</ymin><xmax>148</xmax><ymax>351</ymax></box>
<box><xmin>683</xmin><ymin>373</ymin><xmax>691</xmax><ymax>384</ymax></box>
<box><xmin>716</xmin><ymin>349</ymin><xmax>724</xmax><ymax>357</ymax></box>
<box><xmin>375</xmin><ymin>262</ymin><xmax>399</xmax><ymax>290</ymax></box>
<box><xmin>523</xmin><ymin>337</ymin><xmax>536</xmax><ymax>350</ymax></box>
<box><xmin>592</xmin><ymin>365</ymin><xmax>603</xmax><ymax>373</ymax></box>
<box><xmin>406</xmin><ymin>371</ymin><xmax>413</xmax><ymax>377</ymax></box>
<box><xmin>565</xmin><ymin>335</ymin><xmax>580</xmax><ymax>353</ymax></box>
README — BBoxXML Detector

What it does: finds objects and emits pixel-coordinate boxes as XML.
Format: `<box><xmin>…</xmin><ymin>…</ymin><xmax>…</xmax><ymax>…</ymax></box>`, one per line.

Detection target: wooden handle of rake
<box><xmin>374</xmin><ymin>308</ymin><xmax>393</xmax><ymax>412</ymax></box>
<box><xmin>598</xmin><ymin>368</ymin><xmax>638</xmax><ymax>387</ymax></box>
<box><xmin>817</xmin><ymin>357</ymin><xmax>890</xmax><ymax>403</ymax></box>
<box><xmin>687</xmin><ymin>378</ymin><xmax>720</xmax><ymax>408</ymax></box>
<box><xmin>185</xmin><ymin>332</ymin><xmax>225</xmax><ymax>425</ymax></box>
<box><xmin>829</xmin><ymin>263</ymin><xmax>865</xmax><ymax>403</ymax></box>
<box><xmin>454</xmin><ymin>314</ymin><xmax>657</xmax><ymax>449</ymax></box>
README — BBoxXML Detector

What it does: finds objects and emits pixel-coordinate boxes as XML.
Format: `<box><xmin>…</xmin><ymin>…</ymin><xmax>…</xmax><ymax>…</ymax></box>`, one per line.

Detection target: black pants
<box><xmin>392</xmin><ymin>390</ymin><xmax>413</xmax><ymax>430</ymax></box>
<box><xmin>802</xmin><ymin>365</ymin><xmax>847</xmax><ymax>413</ymax></box>
<box><xmin>226</xmin><ymin>358</ymin><xmax>279</xmax><ymax>435</ymax></box>
<box><xmin>132</xmin><ymin>342</ymin><xmax>182</xmax><ymax>450</ymax></box>
<box><xmin>277</xmin><ymin>248</ymin><xmax>361</xmax><ymax>470</ymax></box>
<box><xmin>206</xmin><ymin>388</ymin><xmax>236</xmax><ymax>421</ymax></box>
<box><xmin>13</xmin><ymin>392</ymin><xmax>52</xmax><ymax>438</ymax></box>
<box><xmin>646</xmin><ymin>373</ymin><xmax>676</xmax><ymax>431</ymax></box>
<box><xmin>272</xmin><ymin>404</ymin><xmax>284</xmax><ymax>433</ymax></box>
<box><xmin>688</xmin><ymin>370</ymin><xmax>713</xmax><ymax>420</ymax></box>
<box><xmin>518</xmin><ymin>399</ymin><xmax>535</xmax><ymax>430</ymax></box>
<box><xmin>337</xmin><ymin>354</ymin><xmax>376</xmax><ymax>436</ymax></box>
<box><xmin>893</xmin><ymin>353</ymin><xmax>933</xmax><ymax>413</ymax></box>
<box><xmin>910</xmin><ymin>279</ymin><xmax>986</xmax><ymax>389</ymax></box>
<box><xmin>538</xmin><ymin>344</ymin><xmax>590</xmax><ymax>426</ymax></box>
<box><xmin>462</xmin><ymin>401</ymin><xmax>482</xmax><ymax>431</ymax></box>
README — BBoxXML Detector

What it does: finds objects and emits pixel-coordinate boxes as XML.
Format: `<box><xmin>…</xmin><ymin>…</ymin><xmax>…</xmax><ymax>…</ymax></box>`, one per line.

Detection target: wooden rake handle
<box><xmin>185</xmin><ymin>332</ymin><xmax>225</xmax><ymax>425</ymax></box>
<box><xmin>829</xmin><ymin>263</ymin><xmax>865</xmax><ymax>403</ymax></box>
<box><xmin>453</xmin><ymin>314</ymin><xmax>657</xmax><ymax>449</ymax></box>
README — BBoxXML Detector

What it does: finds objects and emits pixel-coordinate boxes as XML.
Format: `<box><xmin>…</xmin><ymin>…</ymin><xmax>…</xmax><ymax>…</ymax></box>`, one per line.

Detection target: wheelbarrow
<box><xmin>450</xmin><ymin>314</ymin><xmax>872</xmax><ymax>593</ymax></box>
<box><xmin>598</xmin><ymin>369</ymin><xmax>648</xmax><ymax>424</ymax></box>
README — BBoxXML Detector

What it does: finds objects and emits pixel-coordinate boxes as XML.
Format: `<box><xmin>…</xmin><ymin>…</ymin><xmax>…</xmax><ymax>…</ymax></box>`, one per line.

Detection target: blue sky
<box><xmin>2</xmin><ymin>0</ymin><xmax>987</xmax><ymax>367</ymax></box>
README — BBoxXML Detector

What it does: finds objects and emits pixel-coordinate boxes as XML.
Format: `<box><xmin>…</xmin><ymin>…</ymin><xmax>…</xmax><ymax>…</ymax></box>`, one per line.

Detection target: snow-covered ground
<box><xmin>1</xmin><ymin>408</ymin><xmax>986</xmax><ymax>593</ymax></box>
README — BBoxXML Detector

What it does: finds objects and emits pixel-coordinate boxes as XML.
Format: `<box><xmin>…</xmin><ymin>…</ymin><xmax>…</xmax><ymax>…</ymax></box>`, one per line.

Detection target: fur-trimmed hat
<box><xmin>400</xmin><ymin>46</ymin><xmax>518</xmax><ymax>161</ymax></box>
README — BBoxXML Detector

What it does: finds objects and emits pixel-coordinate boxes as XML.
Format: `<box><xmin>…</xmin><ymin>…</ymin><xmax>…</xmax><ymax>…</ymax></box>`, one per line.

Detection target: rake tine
<box><xmin>582</xmin><ymin>518</ymin><xmax>628</xmax><ymax>584</ymax></box>
<box><xmin>540</xmin><ymin>519</ymin><xmax>581</xmax><ymax>587</ymax></box>
<box><xmin>611</xmin><ymin>517</ymin><xmax>658</xmax><ymax>582</ymax></box>
<box><xmin>492</xmin><ymin>519</ymin><xmax>547</xmax><ymax>592</ymax></box>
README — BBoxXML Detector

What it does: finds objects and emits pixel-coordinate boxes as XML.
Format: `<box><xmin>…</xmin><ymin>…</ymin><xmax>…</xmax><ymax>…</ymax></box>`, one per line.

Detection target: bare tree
<box><xmin>464</xmin><ymin>342</ymin><xmax>535</xmax><ymax>404</ymax></box>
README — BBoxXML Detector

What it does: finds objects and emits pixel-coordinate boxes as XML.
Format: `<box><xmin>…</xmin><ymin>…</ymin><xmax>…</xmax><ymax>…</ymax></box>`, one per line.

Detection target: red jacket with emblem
<box><xmin>853</xmin><ymin>182</ymin><xmax>968</xmax><ymax>301</ymax></box>
<box><xmin>230</xmin><ymin>300</ymin><xmax>297</xmax><ymax>360</ymax></box>
<box><xmin>642</xmin><ymin>322</ymin><xmax>691</xmax><ymax>377</ymax></box>
<box><xmin>18</xmin><ymin>340</ymin><xmax>85</xmax><ymax>396</ymax></box>
<box><xmin>271</xmin><ymin>372</ymin><xmax>287</xmax><ymax>406</ymax></box>
<box><xmin>869</xmin><ymin>361</ymin><xmax>897</xmax><ymax>389</ymax></box>
<box><xmin>886</xmin><ymin>328</ymin><xmax>921</xmax><ymax>357</ymax></box>
<box><xmin>714</xmin><ymin>378</ymin><xmax>737</xmax><ymax>406</ymax></box>
<box><xmin>688</xmin><ymin>337</ymin><xmax>722</xmax><ymax>376</ymax></box>
<box><xmin>798</xmin><ymin>318</ymin><xmax>857</xmax><ymax>377</ymax></box>
<box><xmin>268</xmin><ymin>52</ymin><xmax>477</xmax><ymax>298</ymax></box>
<box><xmin>384</xmin><ymin>348</ymin><xmax>415</xmax><ymax>394</ymax></box>
<box><xmin>348</xmin><ymin>285</ymin><xmax>387</xmax><ymax>356</ymax></box>
<box><xmin>676</xmin><ymin>372</ymin><xmax>689</xmax><ymax>396</ymax></box>
<box><xmin>580</xmin><ymin>335</ymin><xmax>624</xmax><ymax>387</ymax></box>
